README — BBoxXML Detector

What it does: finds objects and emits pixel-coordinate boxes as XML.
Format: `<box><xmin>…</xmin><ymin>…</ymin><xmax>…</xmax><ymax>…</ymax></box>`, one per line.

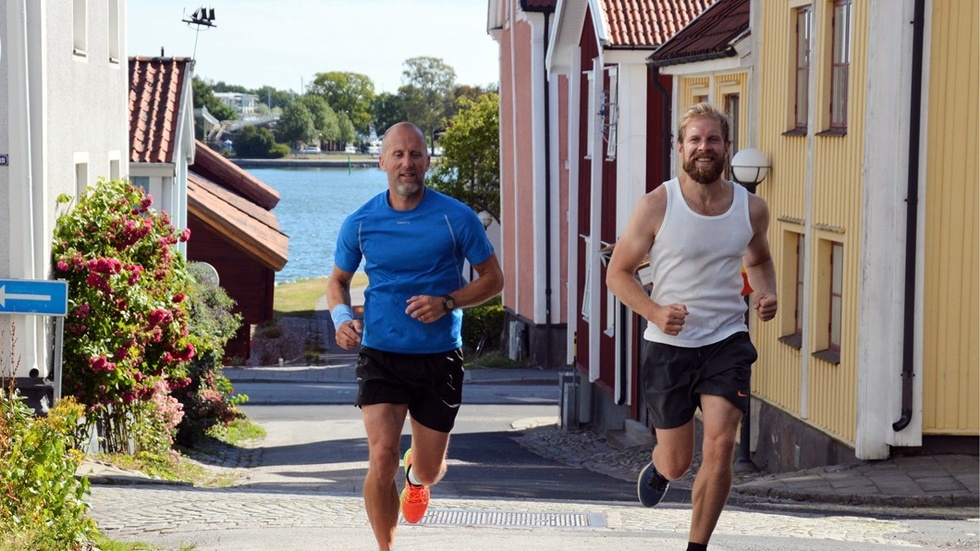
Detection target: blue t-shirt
<box><xmin>334</xmin><ymin>188</ymin><xmax>494</xmax><ymax>354</ymax></box>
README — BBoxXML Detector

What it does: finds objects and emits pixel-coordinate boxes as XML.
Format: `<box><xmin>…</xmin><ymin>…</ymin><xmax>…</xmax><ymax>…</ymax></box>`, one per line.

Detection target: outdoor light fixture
<box><xmin>730</xmin><ymin>147</ymin><xmax>770</xmax><ymax>187</ymax></box>
<box><xmin>478</xmin><ymin>210</ymin><xmax>493</xmax><ymax>230</ymax></box>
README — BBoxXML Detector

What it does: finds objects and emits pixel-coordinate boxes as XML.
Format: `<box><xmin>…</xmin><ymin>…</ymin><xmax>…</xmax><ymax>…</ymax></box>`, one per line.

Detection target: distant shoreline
<box><xmin>231</xmin><ymin>157</ymin><xmax>379</xmax><ymax>169</ymax></box>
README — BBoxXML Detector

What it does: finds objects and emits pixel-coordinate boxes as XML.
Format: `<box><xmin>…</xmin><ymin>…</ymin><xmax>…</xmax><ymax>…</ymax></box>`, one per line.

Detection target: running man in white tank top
<box><xmin>606</xmin><ymin>103</ymin><xmax>777</xmax><ymax>551</ymax></box>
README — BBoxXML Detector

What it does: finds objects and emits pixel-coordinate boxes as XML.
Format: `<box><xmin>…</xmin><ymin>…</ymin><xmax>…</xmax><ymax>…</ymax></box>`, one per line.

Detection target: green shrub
<box><xmin>52</xmin><ymin>179</ymin><xmax>195</xmax><ymax>455</ymax></box>
<box><xmin>269</xmin><ymin>143</ymin><xmax>291</xmax><ymax>158</ymax></box>
<box><xmin>0</xmin><ymin>390</ymin><xmax>96</xmax><ymax>551</ymax></box>
<box><xmin>172</xmin><ymin>264</ymin><xmax>246</xmax><ymax>447</ymax></box>
<box><xmin>462</xmin><ymin>296</ymin><xmax>505</xmax><ymax>355</ymax></box>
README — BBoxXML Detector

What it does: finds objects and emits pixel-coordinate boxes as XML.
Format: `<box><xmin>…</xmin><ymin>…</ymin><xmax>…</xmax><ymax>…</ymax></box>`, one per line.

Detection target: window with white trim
<box><xmin>829</xmin><ymin>0</ymin><xmax>852</xmax><ymax>130</ymax></box>
<box><xmin>73</xmin><ymin>0</ymin><xmax>88</xmax><ymax>57</ymax></box>
<box><xmin>794</xmin><ymin>5</ymin><xmax>812</xmax><ymax>131</ymax></box>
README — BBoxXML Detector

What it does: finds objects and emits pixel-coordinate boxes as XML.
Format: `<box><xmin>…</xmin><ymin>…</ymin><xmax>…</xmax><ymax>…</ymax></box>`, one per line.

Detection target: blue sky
<box><xmin>128</xmin><ymin>0</ymin><xmax>500</xmax><ymax>94</ymax></box>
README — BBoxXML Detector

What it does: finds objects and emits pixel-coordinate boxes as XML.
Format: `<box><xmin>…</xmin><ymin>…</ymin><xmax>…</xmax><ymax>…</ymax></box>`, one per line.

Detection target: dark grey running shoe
<box><xmin>637</xmin><ymin>461</ymin><xmax>669</xmax><ymax>507</ymax></box>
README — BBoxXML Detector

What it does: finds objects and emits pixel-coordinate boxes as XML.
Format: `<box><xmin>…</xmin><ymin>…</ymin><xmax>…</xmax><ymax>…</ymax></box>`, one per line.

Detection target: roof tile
<box><xmin>649</xmin><ymin>0</ymin><xmax>750</xmax><ymax>66</ymax></box>
<box><xmin>129</xmin><ymin>56</ymin><xmax>193</xmax><ymax>164</ymax></box>
<box><xmin>600</xmin><ymin>0</ymin><xmax>715</xmax><ymax>47</ymax></box>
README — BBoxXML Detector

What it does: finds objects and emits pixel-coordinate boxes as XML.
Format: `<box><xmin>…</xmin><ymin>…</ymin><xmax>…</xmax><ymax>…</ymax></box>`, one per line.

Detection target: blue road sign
<box><xmin>0</xmin><ymin>279</ymin><xmax>68</xmax><ymax>316</ymax></box>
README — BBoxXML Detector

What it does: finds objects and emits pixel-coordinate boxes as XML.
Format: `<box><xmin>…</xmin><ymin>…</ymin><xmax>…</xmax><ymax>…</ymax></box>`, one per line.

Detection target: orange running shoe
<box><xmin>399</xmin><ymin>448</ymin><xmax>430</xmax><ymax>524</ymax></box>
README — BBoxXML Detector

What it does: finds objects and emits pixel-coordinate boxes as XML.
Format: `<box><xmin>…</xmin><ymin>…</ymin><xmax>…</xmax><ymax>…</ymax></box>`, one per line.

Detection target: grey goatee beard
<box><xmin>394</xmin><ymin>181</ymin><xmax>423</xmax><ymax>198</ymax></box>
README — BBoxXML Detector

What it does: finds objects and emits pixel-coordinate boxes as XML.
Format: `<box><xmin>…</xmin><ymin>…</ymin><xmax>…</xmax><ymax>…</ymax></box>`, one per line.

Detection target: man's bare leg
<box><xmin>652</xmin><ymin>420</ymin><xmax>696</xmax><ymax>480</ymax></box>
<box><xmin>362</xmin><ymin>403</ymin><xmax>409</xmax><ymax>551</ymax></box>
<box><xmin>406</xmin><ymin>416</ymin><xmax>451</xmax><ymax>485</ymax></box>
<box><xmin>689</xmin><ymin>394</ymin><xmax>742</xmax><ymax>545</ymax></box>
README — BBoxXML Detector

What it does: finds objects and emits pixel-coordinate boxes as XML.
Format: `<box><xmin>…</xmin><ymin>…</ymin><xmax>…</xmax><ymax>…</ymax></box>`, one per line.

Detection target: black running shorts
<box><xmin>640</xmin><ymin>332</ymin><xmax>757</xmax><ymax>430</ymax></box>
<box><xmin>355</xmin><ymin>346</ymin><xmax>465</xmax><ymax>433</ymax></box>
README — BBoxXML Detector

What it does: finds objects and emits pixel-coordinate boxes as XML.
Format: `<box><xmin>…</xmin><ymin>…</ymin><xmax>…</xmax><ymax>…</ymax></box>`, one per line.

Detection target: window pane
<box><xmin>795</xmin><ymin>234</ymin><xmax>805</xmax><ymax>334</ymax></box>
<box><xmin>832</xmin><ymin>243</ymin><xmax>843</xmax><ymax>293</ymax></box>
<box><xmin>831</xmin><ymin>1</ymin><xmax>852</xmax><ymax>129</ymax></box>
<box><xmin>795</xmin><ymin>7</ymin><xmax>811</xmax><ymax>129</ymax></box>
<box><xmin>830</xmin><ymin>242</ymin><xmax>843</xmax><ymax>349</ymax></box>
<box><xmin>796</xmin><ymin>70</ymin><xmax>808</xmax><ymax>128</ymax></box>
<box><xmin>831</xmin><ymin>295</ymin><xmax>842</xmax><ymax>347</ymax></box>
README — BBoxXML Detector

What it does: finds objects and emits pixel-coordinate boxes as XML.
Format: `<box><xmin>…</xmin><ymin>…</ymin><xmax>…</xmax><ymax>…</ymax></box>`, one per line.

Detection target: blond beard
<box><xmin>683</xmin><ymin>155</ymin><xmax>726</xmax><ymax>185</ymax></box>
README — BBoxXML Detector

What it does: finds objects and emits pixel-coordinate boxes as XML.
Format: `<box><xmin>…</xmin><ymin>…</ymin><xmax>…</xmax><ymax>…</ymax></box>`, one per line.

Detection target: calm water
<box><xmin>246</xmin><ymin>167</ymin><xmax>388</xmax><ymax>283</ymax></box>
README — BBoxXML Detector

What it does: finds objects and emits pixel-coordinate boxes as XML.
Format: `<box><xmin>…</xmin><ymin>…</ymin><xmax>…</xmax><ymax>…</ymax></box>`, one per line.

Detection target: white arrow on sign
<box><xmin>0</xmin><ymin>285</ymin><xmax>52</xmax><ymax>308</ymax></box>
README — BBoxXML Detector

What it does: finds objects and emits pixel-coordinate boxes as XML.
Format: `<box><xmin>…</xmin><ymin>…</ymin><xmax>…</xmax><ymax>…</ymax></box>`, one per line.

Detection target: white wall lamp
<box><xmin>477</xmin><ymin>210</ymin><xmax>493</xmax><ymax>230</ymax></box>
<box><xmin>730</xmin><ymin>147</ymin><xmax>770</xmax><ymax>193</ymax></box>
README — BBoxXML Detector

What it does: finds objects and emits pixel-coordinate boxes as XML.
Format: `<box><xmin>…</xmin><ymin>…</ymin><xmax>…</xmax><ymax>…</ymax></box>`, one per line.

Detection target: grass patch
<box><xmin>274</xmin><ymin>274</ymin><xmax>368</xmax><ymax>318</ymax></box>
<box><xmin>206</xmin><ymin>418</ymin><xmax>266</xmax><ymax>446</ymax></box>
<box><xmin>465</xmin><ymin>350</ymin><xmax>526</xmax><ymax>369</ymax></box>
<box><xmin>89</xmin><ymin>534</ymin><xmax>197</xmax><ymax>551</ymax></box>
<box><xmin>93</xmin><ymin>419</ymin><xmax>266</xmax><ymax>489</ymax></box>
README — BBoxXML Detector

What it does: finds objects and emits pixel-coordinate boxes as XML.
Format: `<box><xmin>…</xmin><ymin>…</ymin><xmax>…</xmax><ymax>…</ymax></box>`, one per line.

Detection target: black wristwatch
<box><xmin>442</xmin><ymin>294</ymin><xmax>456</xmax><ymax>312</ymax></box>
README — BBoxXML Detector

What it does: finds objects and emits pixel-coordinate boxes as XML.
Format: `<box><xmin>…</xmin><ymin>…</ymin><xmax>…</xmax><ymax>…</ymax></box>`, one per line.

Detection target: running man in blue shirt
<box><xmin>327</xmin><ymin>121</ymin><xmax>503</xmax><ymax>551</ymax></box>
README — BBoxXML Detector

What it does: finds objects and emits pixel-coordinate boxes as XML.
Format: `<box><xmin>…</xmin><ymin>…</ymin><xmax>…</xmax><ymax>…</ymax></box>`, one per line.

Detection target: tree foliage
<box><xmin>308</xmin><ymin>71</ymin><xmax>376</xmax><ymax>136</ymax></box>
<box><xmin>372</xmin><ymin>92</ymin><xmax>406</xmax><ymax>137</ymax></box>
<box><xmin>235</xmin><ymin>125</ymin><xmax>287</xmax><ymax>158</ymax></box>
<box><xmin>429</xmin><ymin>93</ymin><xmax>500</xmax><ymax>221</ymax></box>
<box><xmin>192</xmin><ymin>77</ymin><xmax>237</xmax><ymax>121</ymax></box>
<box><xmin>400</xmin><ymin>57</ymin><xmax>456</xmax><ymax>153</ymax></box>
<box><xmin>253</xmin><ymin>85</ymin><xmax>295</xmax><ymax>111</ymax></box>
<box><xmin>274</xmin><ymin>103</ymin><xmax>316</xmax><ymax>149</ymax></box>
<box><xmin>296</xmin><ymin>95</ymin><xmax>340</xmax><ymax>145</ymax></box>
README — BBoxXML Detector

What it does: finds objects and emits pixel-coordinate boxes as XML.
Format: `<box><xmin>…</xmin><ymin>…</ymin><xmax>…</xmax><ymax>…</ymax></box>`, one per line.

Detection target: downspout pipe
<box><xmin>649</xmin><ymin>65</ymin><xmax>672</xmax><ymax>182</ymax></box>
<box><xmin>893</xmin><ymin>0</ymin><xmax>925</xmax><ymax>432</ymax></box>
<box><xmin>539</xmin><ymin>6</ymin><xmax>555</xmax><ymax>369</ymax></box>
<box><xmin>16</xmin><ymin>0</ymin><xmax>37</xmax><ymax>274</ymax></box>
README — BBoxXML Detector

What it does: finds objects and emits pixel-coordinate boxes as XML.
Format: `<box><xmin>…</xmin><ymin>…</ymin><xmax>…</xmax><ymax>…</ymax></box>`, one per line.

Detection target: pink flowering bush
<box><xmin>171</xmin><ymin>262</ymin><xmax>245</xmax><ymax>446</ymax></box>
<box><xmin>52</xmin><ymin>179</ymin><xmax>194</xmax><ymax>455</ymax></box>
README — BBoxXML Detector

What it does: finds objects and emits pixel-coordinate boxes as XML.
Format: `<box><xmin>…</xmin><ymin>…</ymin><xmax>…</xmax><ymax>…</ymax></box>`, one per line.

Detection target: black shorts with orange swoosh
<box><xmin>640</xmin><ymin>332</ymin><xmax>757</xmax><ymax>430</ymax></box>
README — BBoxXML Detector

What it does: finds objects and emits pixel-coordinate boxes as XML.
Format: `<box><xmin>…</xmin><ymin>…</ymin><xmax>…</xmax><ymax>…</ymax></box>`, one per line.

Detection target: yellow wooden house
<box><xmin>654</xmin><ymin>0</ymin><xmax>977</xmax><ymax>471</ymax></box>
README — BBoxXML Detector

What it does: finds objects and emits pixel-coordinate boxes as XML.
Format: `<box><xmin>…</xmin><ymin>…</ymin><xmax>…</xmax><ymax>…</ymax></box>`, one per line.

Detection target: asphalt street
<box><xmin>84</xmin><ymin>376</ymin><xmax>980</xmax><ymax>551</ymax></box>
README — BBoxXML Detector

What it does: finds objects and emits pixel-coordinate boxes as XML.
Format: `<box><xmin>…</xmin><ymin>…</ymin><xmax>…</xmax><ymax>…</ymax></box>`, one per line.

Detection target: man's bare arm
<box><xmin>743</xmin><ymin>194</ymin><xmax>777</xmax><ymax>321</ymax></box>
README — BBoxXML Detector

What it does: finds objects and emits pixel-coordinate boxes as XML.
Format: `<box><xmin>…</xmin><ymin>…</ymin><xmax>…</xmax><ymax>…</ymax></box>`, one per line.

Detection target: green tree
<box><xmin>372</xmin><ymin>92</ymin><xmax>406</xmax><ymax>137</ymax></box>
<box><xmin>429</xmin><ymin>93</ymin><xmax>500</xmax><ymax>221</ymax></box>
<box><xmin>296</xmin><ymin>94</ymin><xmax>340</xmax><ymax>147</ymax></box>
<box><xmin>308</xmin><ymin>71</ymin><xmax>376</xmax><ymax>135</ymax></box>
<box><xmin>234</xmin><ymin>125</ymin><xmax>285</xmax><ymax>158</ymax></box>
<box><xmin>192</xmin><ymin>77</ymin><xmax>237</xmax><ymax>121</ymax></box>
<box><xmin>275</xmin><ymin>102</ymin><xmax>317</xmax><ymax>149</ymax></box>
<box><xmin>338</xmin><ymin>112</ymin><xmax>356</xmax><ymax>150</ymax></box>
<box><xmin>399</xmin><ymin>57</ymin><xmax>456</xmax><ymax>154</ymax></box>
<box><xmin>211</xmin><ymin>81</ymin><xmax>250</xmax><ymax>94</ymax></box>
<box><xmin>254</xmin><ymin>85</ymin><xmax>296</xmax><ymax>110</ymax></box>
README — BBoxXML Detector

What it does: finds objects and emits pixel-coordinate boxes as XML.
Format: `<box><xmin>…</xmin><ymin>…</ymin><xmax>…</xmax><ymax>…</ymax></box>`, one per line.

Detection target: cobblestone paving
<box><xmin>87</xmin><ymin>486</ymin><xmax>923</xmax><ymax>547</ymax></box>
<box><xmin>85</xmin><ymin>426</ymin><xmax>933</xmax><ymax>548</ymax></box>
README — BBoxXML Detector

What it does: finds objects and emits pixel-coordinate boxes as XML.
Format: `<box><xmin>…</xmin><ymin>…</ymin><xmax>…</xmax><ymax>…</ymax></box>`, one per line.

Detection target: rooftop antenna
<box><xmin>182</xmin><ymin>6</ymin><xmax>217</xmax><ymax>59</ymax></box>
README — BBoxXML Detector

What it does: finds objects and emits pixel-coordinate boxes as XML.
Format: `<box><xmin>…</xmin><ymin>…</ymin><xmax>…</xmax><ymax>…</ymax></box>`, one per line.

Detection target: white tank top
<box><xmin>643</xmin><ymin>178</ymin><xmax>753</xmax><ymax>347</ymax></box>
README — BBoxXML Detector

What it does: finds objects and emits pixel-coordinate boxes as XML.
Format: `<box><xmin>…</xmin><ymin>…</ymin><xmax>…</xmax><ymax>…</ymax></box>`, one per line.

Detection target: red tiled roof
<box><xmin>600</xmin><ymin>0</ymin><xmax>715</xmax><ymax>47</ymax></box>
<box><xmin>129</xmin><ymin>56</ymin><xmax>193</xmax><ymax>164</ymax></box>
<box><xmin>648</xmin><ymin>0</ymin><xmax>750</xmax><ymax>66</ymax></box>
<box><xmin>190</xmin><ymin>140</ymin><xmax>280</xmax><ymax>210</ymax></box>
<box><xmin>187</xmin><ymin>170</ymin><xmax>289</xmax><ymax>271</ymax></box>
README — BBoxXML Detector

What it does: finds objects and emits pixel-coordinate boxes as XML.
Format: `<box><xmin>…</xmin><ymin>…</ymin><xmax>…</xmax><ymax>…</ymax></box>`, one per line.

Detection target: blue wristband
<box><xmin>331</xmin><ymin>304</ymin><xmax>354</xmax><ymax>328</ymax></box>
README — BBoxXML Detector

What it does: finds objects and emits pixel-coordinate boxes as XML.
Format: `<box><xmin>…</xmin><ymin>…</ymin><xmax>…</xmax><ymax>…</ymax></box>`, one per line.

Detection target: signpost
<box><xmin>0</xmin><ymin>279</ymin><xmax>69</xmax><ymax>403</ymax></box>
<box><xmin>0</xmin><ymin>279</ymin><xmax>68</xmax><ymax>315</ymax></box>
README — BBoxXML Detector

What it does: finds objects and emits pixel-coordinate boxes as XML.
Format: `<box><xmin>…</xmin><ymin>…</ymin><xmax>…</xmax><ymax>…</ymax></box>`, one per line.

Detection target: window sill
<box><xmin>816</xmin><ymin>129</ymin><xmax>847</xmax><ymax>137</ymax></box>
<box><xmin>781</xmin><ymin>128</ymin><xmax>807</xmax><ymax>137</ymax></box>
<box><xmin>779</xmin><ymin>334</ymin><xmax>803</xmax><ymax>350</ymax></box>
<box><xmin>812</xmin><ymin>348</ymin><xmax>841</xmax><ymax>365</ymax></box>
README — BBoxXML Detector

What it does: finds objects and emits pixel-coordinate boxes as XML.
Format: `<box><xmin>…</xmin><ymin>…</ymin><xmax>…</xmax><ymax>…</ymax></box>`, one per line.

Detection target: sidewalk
<box><xmin>80</xmin><ymin>362</ymin><xmax>979</xmax><ymax>516</ymax></box>
<box><xmin>224</xmin><ymin>363</ymin><xmax>978</xmax><ymax>513</ymax></box>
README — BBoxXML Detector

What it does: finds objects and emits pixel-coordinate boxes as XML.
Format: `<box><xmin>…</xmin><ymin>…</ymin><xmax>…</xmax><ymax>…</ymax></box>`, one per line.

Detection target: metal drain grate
<box><xmin>408</xmin><ymin>509</ymin><xmax>606</xmax><ymax>528</ymax></box>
